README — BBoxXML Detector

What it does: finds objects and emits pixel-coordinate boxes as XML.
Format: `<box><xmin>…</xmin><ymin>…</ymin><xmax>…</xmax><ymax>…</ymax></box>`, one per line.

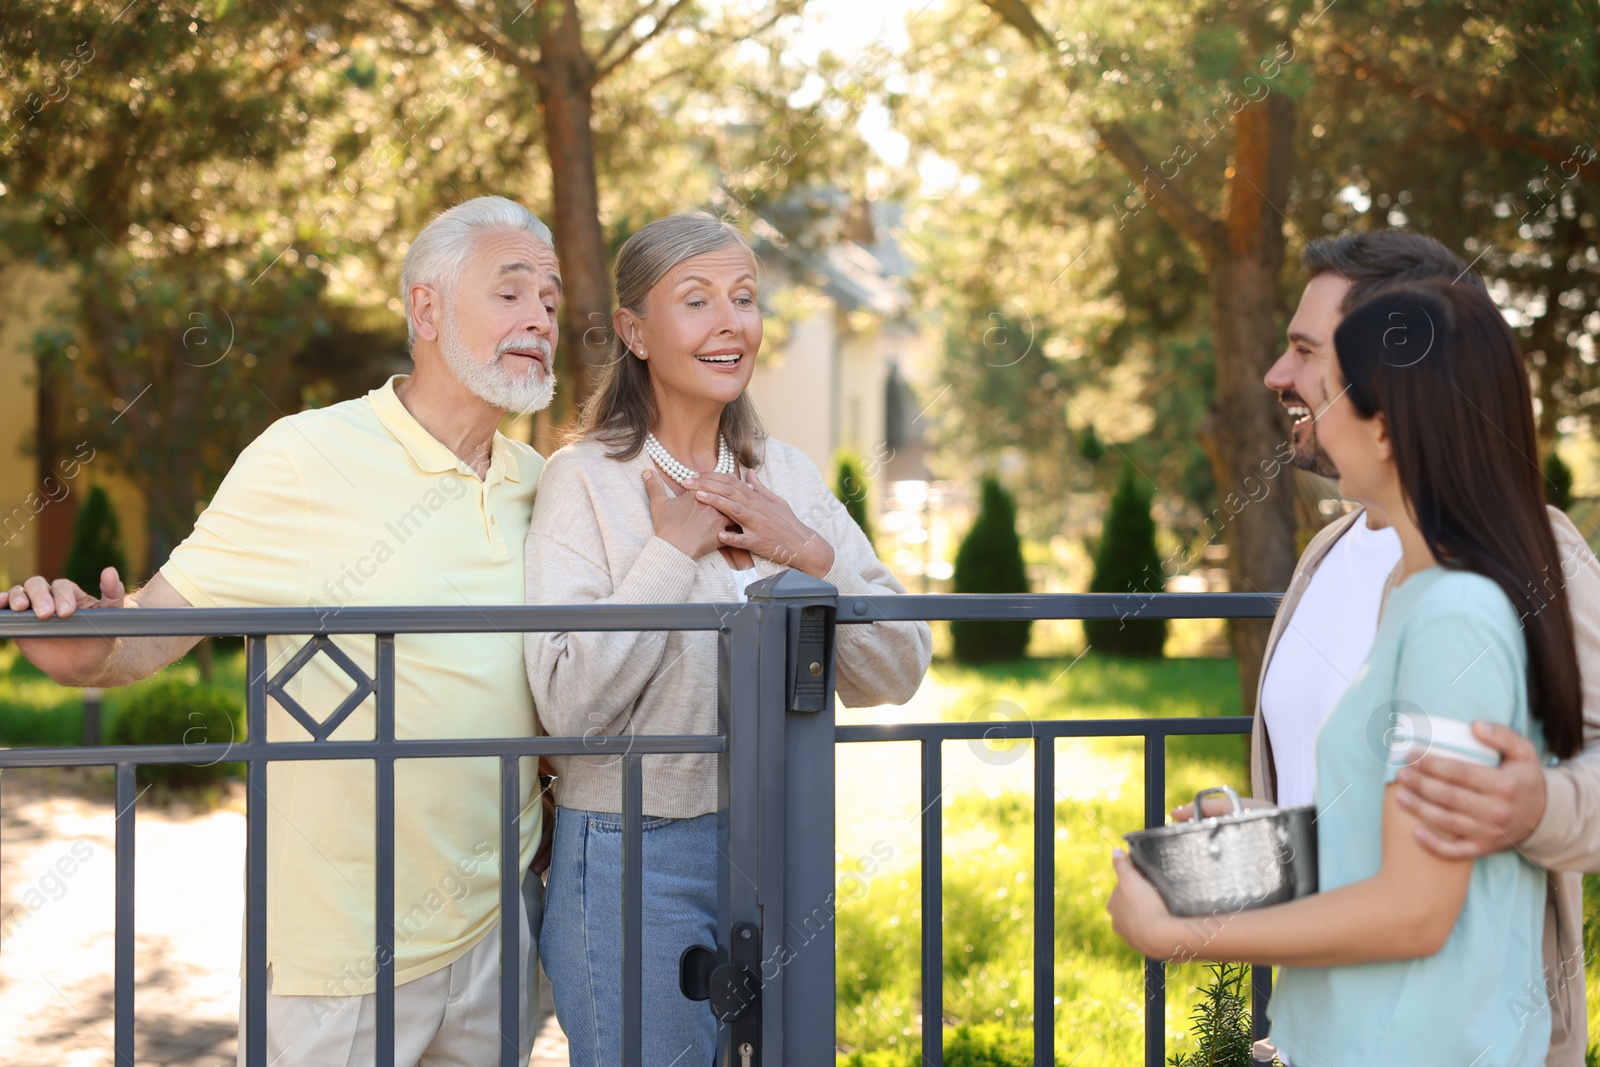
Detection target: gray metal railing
<box><xmin>0</xmin><ymin>579</ymin><xmax>1279</xmax><ymax>1067</ymax></box>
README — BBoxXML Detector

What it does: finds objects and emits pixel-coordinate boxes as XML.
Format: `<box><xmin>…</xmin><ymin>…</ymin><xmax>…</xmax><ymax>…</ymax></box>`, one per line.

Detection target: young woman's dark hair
<box><xmin>1333</xmin><ymin>279</ymin><xmax>1582</xmax><ymax>757</ymax></box>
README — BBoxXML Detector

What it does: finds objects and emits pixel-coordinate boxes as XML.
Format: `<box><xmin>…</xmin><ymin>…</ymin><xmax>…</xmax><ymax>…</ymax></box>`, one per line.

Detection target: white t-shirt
<box><xmin>1259</xmin><ymin>515</ymin><xmax>1404</xmax><ymax>808</ymax></box>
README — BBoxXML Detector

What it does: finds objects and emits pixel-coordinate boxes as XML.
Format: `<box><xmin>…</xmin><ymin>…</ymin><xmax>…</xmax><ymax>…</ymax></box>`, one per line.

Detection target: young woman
<box><xmin>524</xmin><ymin>211</ymin><xmax>931</xmax><ymax>1065</ymax></box>
<box><xmin>1108</xmin><ymin>279</ymin><xmax>1581</xmax><ymax>1065</ymax></box>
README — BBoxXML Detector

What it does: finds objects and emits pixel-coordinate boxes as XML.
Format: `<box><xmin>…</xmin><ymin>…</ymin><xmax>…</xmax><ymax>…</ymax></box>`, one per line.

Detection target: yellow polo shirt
<box><xmin>161</xmin><ymin>375</ymin><xmax>543</xmax><ymax>995</ymax></box>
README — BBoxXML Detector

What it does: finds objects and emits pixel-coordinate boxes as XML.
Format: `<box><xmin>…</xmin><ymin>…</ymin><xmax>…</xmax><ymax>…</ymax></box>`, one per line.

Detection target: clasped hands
<box><xmin>643</xmin><ymin>468</ymin><xmax>835</xmax><ymax>579</ymax></box>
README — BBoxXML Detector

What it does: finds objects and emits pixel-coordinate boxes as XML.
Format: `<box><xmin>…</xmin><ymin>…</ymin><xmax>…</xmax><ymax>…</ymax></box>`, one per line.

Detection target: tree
<box><xmin>902</xmin><ymin>0</ymin><xmax>1600</xmax><ymax>706</ymax></box>
<box><xmin>0</xmin><ymin>1</ymin><xmax>341</xmax><ymax>567</ymax></box>
<box><xmin>331</xmin><ymin>0</ymin><xmax>813</xmax><ymax>409</ymax></box>
<box><xmin>62</xmin><ymin>484</ymin><xmax>127</xmax><ymax>593</ymax></box>
<box><xmin>903</xmin><ymin>0</ymin><xmax>1300</xmax><ymax>701</ymax></box>
<box><xmin>3</xmin><ymin>2</ymin><xmax>863</xmax><ymax>564</ymax></box>
<box><xmin>834</xmin><ymin>451</ymin><xmax>875</xmax><ymax>546</ymax></box>
<box><xmin>1085</xmin><ymin>462</ymin><xmax>1167</xmax><ymax>657</ymax></box>
<box><xmin>951</xmin><ymin>476</ymin><xmax>1031</xmax><ymax>663</ymax></box>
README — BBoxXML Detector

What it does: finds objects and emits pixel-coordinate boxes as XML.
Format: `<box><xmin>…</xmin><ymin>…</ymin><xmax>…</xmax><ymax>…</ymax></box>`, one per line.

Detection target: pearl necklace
<box><xmin>644</xmin><ymin>433</ymin><xmax>734</xmax><ymax>486</ymax></box>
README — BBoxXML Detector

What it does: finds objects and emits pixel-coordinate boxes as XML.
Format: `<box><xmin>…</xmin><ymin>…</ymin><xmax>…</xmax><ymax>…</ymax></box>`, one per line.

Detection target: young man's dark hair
<box><xmin>1301</xmin><ymin>230</ymin><xmax>1487</xmax><ymax>310</ymax></box>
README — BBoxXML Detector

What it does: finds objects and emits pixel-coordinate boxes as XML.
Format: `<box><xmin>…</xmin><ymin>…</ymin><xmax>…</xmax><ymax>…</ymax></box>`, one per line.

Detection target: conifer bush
<box><xmin>951</xmin><ymin>476</ymin><xmax>1030</xmax><ymax>663</ymax></box>
<box><xmin>835</xmin><ymin>452</ymin><xmax>876</xmax><ymax>545</ymax></box>
<box><xmin>1085</xmin><ymin>463</ymin><xmax>1167</xmax><ymax>658</ymax></box>
<box><xmin>63</xmin><ymin>484</ymin><xmax>127</xmax><ymax>594</ymax></box>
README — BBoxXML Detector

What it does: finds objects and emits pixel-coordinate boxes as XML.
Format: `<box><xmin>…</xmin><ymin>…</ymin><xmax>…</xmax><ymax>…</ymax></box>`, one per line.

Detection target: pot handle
<box><xmin>1192</xmin><ymin>784</ymin><xmax>1244</xmax><ymax>820</ymax></box>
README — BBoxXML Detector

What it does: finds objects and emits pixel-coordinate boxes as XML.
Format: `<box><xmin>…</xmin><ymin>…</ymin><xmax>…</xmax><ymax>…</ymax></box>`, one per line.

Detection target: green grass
<box><xmin>835</xmin><ymin>654</ymin><xmax>1250</xmax><ymax>1065</ymax></box>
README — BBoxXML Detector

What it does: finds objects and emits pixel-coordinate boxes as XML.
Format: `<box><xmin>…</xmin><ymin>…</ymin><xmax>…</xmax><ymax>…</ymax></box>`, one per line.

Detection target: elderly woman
<box><xmin>525</xmin><ymin>211</ymin><xmax>931</xmax><ymax>1064</ymax></box>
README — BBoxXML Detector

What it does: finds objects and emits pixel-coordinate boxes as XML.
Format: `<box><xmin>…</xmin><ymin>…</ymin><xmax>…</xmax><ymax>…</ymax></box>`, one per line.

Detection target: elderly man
<box><xmin>6</xmin><ymin>195</ymin><xmax>560</xmax><ymax>1065</ymax></box>
<box><xmin>1184</xmin><ymin>229</ymin><xmax>1600</xmax><ymax>1065</ymax></box>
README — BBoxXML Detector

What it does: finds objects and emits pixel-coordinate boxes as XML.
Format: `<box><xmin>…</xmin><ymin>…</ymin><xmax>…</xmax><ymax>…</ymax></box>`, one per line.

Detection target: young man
<box><xmin>6</xmin><ymin>195</ymin><xmax>562</xmax><ymax>1066</ymax></box>
<box><xmin>1239</xmin><ymin>230</ymin><xmax>1600</xmax><ymax>1065</ymax></box>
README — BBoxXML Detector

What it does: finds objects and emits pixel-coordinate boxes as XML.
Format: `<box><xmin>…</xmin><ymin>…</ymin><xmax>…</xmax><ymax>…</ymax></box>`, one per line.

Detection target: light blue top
<box><xmin>1269</xmin><ymin>567</ymin><xmax>1550</xmax><ymax>1066</ymax></box>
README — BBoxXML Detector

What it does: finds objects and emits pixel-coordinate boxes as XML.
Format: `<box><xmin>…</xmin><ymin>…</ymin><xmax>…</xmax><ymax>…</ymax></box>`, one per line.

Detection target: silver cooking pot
<box><xmin>1123</xmin><ymin>785</ymin><xmax>1317</xmax><ymax>917</ymax></box>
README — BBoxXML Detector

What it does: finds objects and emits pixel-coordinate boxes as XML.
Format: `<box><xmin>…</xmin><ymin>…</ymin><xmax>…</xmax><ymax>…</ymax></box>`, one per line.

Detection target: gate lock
<box><xmin>680</xmin><ymin>921</ymin><xmax>763</xmax><ymax>1059</ymax></box>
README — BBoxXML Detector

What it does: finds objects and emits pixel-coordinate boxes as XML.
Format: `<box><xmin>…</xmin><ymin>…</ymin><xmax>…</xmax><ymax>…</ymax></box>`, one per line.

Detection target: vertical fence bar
<box><xmin>1142</xmin><ymin>729</ymin><xmax>1167</xmax><ymax>1067</ymax></box>
<box><xmin>374</xmin><ymin>635</ymin><xmax>397</xmax><ymax>1067</ymax></box>
<box><xmin>500</xmin><ymin>756</ymin><xmax>522</xmax><ymax>1067</ymax></box>
<box><xmin>114</xmin><ymin>761</ymin><xmax>137</xmax><ymax>1066</ymax></box>
<box><xmin>244</xmin><ymin>636</ymin><xmax>269</xmax><ymax>1067</ymax></box>
<box><xmin>921</xmin><ymin>738</ymin><xmax>943</xmax><ymax>1067</ymax></box>
<box><xmin>1251</xmin><ymin>964</ymin><xmax>1272</xmax><ymax>1042</ymax></box>
<box><xmin>720</xmin><ymin>604</ymin><xmax>765</xmax><ymax>1063</ymax></box>
<box><xmin>620</xmin><ymin>753</ymin><xmax>645</xmax><ymax>1067</ymax></box>
<box><xmin>1033</xmin><ymin>737</ymin><xmax>1055</xmax><ymax>1067</ymax></box>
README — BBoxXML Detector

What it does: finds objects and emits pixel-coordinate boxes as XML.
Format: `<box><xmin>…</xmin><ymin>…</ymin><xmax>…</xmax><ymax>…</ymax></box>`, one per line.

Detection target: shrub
<box><xmin>1545</xmin><ymin>450</ymin><xmax>1575</xmax><ymax>513</ymax></box>
<box><xmin>63</xmin><ymin>484</ymin><xmax>128</xmax><ymax>594</ymax></box>
<box><xmin>1085</xmin><ymin>463</ymin><xmax>1167</xmax><ymax>658</ymax></box>
<box><xmin>951</xmin><ymin>476</ymin><xmax>1030</xmax><ymax>663</ymax></box>
<box><xmin>835</xmin><ymin>452</ymin><xmax>876</xmax><ymax>546</ymax></box>
<box><xmin>107</xmin><ymin>675</ymin><xmax>244</xmax><ymax>788</ymax></box>
<box><xmin>1169</xmin><ymin>962</ymin><xmax>1258</xmax><ymax>1067</ymax></box>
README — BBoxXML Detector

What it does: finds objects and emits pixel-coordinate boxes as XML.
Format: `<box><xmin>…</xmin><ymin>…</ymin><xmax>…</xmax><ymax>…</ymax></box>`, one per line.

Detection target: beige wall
<box><xmin>0</xmin><ymin>264</ymin><xmax>57</xmax><ymax>586</ymax></box>
<box><xmin>0</xmin><ymin>264</ymin><xmax>150</xmax><ymax>585</ymax></box>
<box><xmin>748</xmin><ymin>309</ymin><xmax>836</xmax><ymax>471</ymax></box>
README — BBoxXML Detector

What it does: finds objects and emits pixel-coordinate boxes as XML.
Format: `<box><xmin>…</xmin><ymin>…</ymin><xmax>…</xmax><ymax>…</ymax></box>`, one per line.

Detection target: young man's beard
<box><xmin>1288</xmin><ymin>426</ymin><xmax>1340</xmax><ymax>480</ymax></box>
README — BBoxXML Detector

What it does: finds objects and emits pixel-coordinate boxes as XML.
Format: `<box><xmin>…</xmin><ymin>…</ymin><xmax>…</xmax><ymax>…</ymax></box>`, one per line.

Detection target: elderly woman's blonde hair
<box><xmin>577</xmin><ymin>211</ymin><xmax>766</xmax><ymax>469</ymax></box>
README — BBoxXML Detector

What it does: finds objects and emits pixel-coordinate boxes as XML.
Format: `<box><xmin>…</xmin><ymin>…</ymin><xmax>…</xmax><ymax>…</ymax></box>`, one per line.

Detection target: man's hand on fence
<box><xmin>5</xmin><ymin>569</ymin><xmax>197</xmax><ymax>688</ymax></box>
<box><xmin>7</xmin><ymin>567</ymin><xmax>126</xmax><ymax>619</ymax></box>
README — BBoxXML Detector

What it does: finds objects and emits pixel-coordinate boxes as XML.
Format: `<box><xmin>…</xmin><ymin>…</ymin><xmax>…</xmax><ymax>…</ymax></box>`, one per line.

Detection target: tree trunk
<box><xmin>1200</xmin><ymin>90</ymin><xmax>1298</xmax><ymax>712</ymax></box>
<box><xmin>537</xmin><ymin>0</ymin><xmax>613</xmax><ymax>416</ymax></box>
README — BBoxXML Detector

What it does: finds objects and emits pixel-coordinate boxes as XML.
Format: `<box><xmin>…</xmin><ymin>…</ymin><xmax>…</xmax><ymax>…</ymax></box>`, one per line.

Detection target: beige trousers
<box><xmin>237</xmin><ymin>878</ymin><xmax>542</xmax><ymax>1067</ymax></box>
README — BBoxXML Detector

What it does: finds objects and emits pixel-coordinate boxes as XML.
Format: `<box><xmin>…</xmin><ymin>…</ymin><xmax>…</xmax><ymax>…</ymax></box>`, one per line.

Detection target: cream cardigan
<box><xmin>524</xmin><ymin>434</ymin><xmax>932</xmax><ymax>818</ymax></box>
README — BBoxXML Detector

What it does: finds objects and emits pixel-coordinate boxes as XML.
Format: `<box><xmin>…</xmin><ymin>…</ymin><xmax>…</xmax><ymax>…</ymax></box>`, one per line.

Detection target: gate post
<box><xmin>747</xmin><ymin>570</ymin><xmax>838</xmax><ymax>1065</ymax></box>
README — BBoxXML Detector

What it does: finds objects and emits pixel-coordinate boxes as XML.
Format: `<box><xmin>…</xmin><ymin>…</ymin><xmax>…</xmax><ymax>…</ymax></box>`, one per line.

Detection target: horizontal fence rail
<box><xmin>0</xmin><ymin>589</ymin><xmax>1282</xmax><ymax>1067</ymax></box>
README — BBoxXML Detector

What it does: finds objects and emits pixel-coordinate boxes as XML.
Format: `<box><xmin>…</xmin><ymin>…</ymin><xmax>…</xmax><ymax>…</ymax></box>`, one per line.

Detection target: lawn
<box><xmin>833</xmin><ymin>653</ymin><xmax>1252</xmax><ymax>1065</ymax></box>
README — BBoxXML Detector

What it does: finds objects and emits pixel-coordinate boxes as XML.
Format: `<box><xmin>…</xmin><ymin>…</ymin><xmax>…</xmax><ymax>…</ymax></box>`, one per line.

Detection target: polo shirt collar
<box><xmin>368</xmin><ymin>375</ymin><xmax>523</xmax><ymax>483</ymax></box>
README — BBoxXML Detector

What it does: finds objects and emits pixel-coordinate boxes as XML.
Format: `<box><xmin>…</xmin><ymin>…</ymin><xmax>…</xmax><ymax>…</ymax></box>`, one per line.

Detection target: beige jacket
<box><xmin>1250</xmin><ymin>506</ymin><xmax>1600</xmax><ymax>1066</ymax></box>
<box><xmin>524</xmin><ymin>435</ymin><xmax>932</xmax><ymax>818</ymax></box>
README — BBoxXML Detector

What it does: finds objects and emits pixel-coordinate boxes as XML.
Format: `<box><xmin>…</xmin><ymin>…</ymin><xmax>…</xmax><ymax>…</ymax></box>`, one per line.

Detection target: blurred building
<box><xmin>745</xmin><ymin>202</ymin><xmax>959</xmax><ymax>590</ymax></box>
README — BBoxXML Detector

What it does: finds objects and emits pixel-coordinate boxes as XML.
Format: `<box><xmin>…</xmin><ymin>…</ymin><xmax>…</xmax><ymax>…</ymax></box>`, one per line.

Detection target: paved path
<box><xmin>0</xmin><ymin>768</ymin><xmax>568</xmax><ymax>1065</ymax></box>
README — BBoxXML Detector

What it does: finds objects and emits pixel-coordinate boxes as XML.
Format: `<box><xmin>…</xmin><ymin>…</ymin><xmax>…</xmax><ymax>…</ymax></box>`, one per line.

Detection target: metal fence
<box><xmin>0</xmin><ymin>575</ymin><xmax>1279</xmax><ymax>1067</ymax></box>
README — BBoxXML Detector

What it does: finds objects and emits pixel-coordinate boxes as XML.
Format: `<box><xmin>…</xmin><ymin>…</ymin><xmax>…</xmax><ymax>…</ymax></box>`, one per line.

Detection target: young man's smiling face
<box><xmin>1264</xmin><ymin>272</ymin><xmax>1352</xmax><ymax>479</ymax></box>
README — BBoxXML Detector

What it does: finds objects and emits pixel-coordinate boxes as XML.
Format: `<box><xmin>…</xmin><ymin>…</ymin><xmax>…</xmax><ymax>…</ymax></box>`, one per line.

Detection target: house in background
<box><xmin>744</xmin><ymin>202</ymin><xmax>958</xmax><ymax>591</ymax></box>
<box><xmin>0</xmin><ymin>262</ymin><xmax>152</xmax><ymax>588</ymax></box>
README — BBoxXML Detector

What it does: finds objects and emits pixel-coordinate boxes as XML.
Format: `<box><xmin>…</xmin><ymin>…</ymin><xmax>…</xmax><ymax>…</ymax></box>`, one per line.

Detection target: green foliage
<box><xmin>106</xmin><ymin>675</ymin><xmax>244</xmax><ymax>788</ymax></box>
<box><xmin>835</xmin><ymin>451</ymin><xmax>876</xmax><ymax>546</ymax></box>
<box><xmin>62</xmin><ymin>485</ymin><xmax>127</xmax><ymax>594</ymax></box>
<box><xmin>1086</xmin><ymin>464</ymin><xmax>1168</xmax><ymax>658</ymax></box>
<box><xmin>834</xmin><ymin>657</ymin><xmax>1251</xmax><ymax>1064</ymax></box>
<box><xmin>839</xmin><ymin>1023</ymin><xmax>1053</xmax><ymax>1067</ymax></box>
<box><xmin>1546</xmin><ymin>451</ymin><xmax>1576</xmax><ymax>513</ymax></box>
<box><xmin>951</xmin><ymin>476</ymin><xmax>1031</xmax><ymax>663</ymax></box>
<box><xmin>1167</xmin><ymin>963</ymin><xmax>1255</xmax><ymax>1067</ymax></box>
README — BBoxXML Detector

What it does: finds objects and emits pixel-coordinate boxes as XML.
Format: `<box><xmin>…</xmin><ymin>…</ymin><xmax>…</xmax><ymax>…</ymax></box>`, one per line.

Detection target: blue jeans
<box><xmin>542</xmin><ymin>807</ymin><xmax>719</xmax><ymax>1067</ymax></box>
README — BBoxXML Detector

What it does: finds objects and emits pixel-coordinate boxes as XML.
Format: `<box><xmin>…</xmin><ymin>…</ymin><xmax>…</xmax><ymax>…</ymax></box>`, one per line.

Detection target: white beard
<box><xmin>439</xmin><ymin>311</ymin><xmax>556</xmax><ymax>415</ymax></box>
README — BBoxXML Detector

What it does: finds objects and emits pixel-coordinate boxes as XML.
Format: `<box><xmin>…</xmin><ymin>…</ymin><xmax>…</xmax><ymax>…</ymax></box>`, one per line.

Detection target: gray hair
<box><xmin>399</xmin><ymin>196</ymin><xmax>554</xmax><ymax>348</ymax></box>
<box><xmin>577</xmin><ymin>211</ymin><xmax>767</xmax><ymax>468</ymax></box>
